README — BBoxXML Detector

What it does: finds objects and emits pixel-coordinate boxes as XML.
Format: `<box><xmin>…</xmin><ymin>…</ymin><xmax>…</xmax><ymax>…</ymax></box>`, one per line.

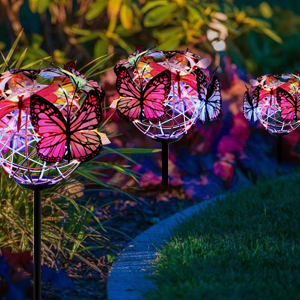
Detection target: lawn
<box><xmin>146</xmin><ymin>172</ymin><xmax>300</xmax><ymax>300</ymax></box>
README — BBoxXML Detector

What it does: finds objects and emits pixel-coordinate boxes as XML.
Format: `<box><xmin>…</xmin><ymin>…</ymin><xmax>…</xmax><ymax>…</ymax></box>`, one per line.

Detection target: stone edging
<box><xmin>107</xmin><ymin>198</ymin><xmax>217</xmax><ymax>300</ymax></box>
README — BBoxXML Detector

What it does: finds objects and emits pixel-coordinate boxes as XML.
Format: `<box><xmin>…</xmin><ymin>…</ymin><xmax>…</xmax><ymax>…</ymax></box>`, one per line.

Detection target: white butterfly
<box><xmin>195</xmin><ymin>68</ymin><xmax>222</xmax><ymax>124</ymax></box>
<box><xmin>243</xmin><ymin>86</ymin><xmax>261</xmax><ymax>123</ymax></box>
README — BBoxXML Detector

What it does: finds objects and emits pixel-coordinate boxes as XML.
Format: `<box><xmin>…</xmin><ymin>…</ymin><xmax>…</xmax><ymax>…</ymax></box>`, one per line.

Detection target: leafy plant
<box><xmin>0</xmin><ymin>32</ymin><xmax>160</xmax><ymax>273</ymax></box>
<box><xmin>0</xmin><ymin>0</ymin><xmax>283</xmax><ymax>74</ymax></box>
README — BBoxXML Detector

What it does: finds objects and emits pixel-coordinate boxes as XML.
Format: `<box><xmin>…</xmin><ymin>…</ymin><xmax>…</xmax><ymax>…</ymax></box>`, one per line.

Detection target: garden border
<box><xmin>107</xmin><ymin>196</ymin><xmax>220</xmax><ymax>300</ymax></box>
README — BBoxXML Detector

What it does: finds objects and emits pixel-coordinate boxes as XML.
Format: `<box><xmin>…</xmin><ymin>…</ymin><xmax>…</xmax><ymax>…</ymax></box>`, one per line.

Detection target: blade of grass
<box><xmin>78</xmin><ymin>54</ymin><xmax>110</xmax><ymax>72</ymax></box>
<box><xmin>0</xmin><ymin>29</ymin><xmax>24</xmax><ymax>72</ymax></box>
<box><xmin>15</xmin><ymin>48</ymin><xmax>28</xmax><ymax>68</ymax></box>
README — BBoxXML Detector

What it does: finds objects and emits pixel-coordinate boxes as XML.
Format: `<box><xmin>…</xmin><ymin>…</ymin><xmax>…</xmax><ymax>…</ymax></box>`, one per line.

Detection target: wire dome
<box><xmin>115</xmin><ymin>49</ymin><xmax>207</xmax><ymax>140</ymax></box>
<box><xmin>0</xmin><ymin>68</ymin><xmax>95</xmax><ymax>185</ymax></box>
<box><xmin>256</xmin><ymin>74</ymin><xmax>300</xmax><ymax>135</ymax></box>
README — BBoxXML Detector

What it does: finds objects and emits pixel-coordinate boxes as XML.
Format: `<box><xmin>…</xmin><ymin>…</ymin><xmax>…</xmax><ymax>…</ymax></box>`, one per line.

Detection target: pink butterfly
<box><xmin>115</xmin><ymin>67</ymin><xmax>171</xmax><ymax>122</ymax></box>
<box><xmin>30</xmin><ymin>89</ymin><xmax>104</xmax><ymax>163</ymax></box>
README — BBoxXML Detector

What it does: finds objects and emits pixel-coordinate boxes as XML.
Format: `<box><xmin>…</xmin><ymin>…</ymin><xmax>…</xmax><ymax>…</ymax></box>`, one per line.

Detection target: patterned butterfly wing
<box><xmin>115</xmin><ymin>67</ymin><xmax>142</xmax><ymax>121</ymax></box>
<box><xmin>202</xmin><ymin>76</ymin><xmax>222</xmax><ymax>123</ymax></box>
<box><xmin>70</xmin><ymin>89</ymin><xmax>104</xmax><ymax>131</ymax></box>
<box><xmin>194</xmin><ymin>68</ymin><xmax>207</xmax><ymax>102</ymax></box>
<box><xmin>69</xmin><ymin>89</ymin><xmax>104</xmax><ymax>162</ymax></box>
<box><xmin>68</xmin><ymin>131</ymin><xmax>102</xmax><ymax>162</ymax></box>
<box><xmin>276</xmin><ymin>87</ymin><xmax>299</xmax><ymax>121</ymax></box>
<box><xmin>251</xmin><ymin>86</ymin><xmax>260</xmax><ymax>108</ymax></box>
<box><xmin>243</xmin><ymin>90</ymin><xmax>255</xmax><ymax>122</ymax></box>
<box><xmin>8</xmin><ymin>73</ymin><xmax>33</xmax><ymax>93</ymax></box>
<box><xmin>9</xmin><ymin>69</ymin><xmax>40</xmax><ymax>81</ymax></box>
<box><xmin>142</xmin><ymin>70</ymin><xmax>171</xmax><ymax>122</ymax></box>
<box><xmin>243</xmin><ymin>86</ymin><xmax>260</xmax><ymax>123</ymax></box>
<box><xmin>163</xmin><ymin>49</ymin><xmax>188</xmax><ymax>60</ymax></box>
<box><xmin>116</xmin><ymin>67</ymin><xmax>141</xmax><ymax>99</ymax></box>
<box><xmin>116</xmin><ymin>98</ymin><xmax>142</xmax><ymax>121</ymax></box>
<box><xmin>30</xmin><ymin>94</ymin><xmax>67</xmax><ymax>162</ymax></box>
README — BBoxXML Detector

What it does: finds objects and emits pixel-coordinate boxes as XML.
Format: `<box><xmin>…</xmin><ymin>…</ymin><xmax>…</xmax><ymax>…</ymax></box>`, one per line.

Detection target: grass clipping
<box><xmin>146</xmin><ymin>173</ymin><xmax>300</xmax><ymax>300</ymax></box>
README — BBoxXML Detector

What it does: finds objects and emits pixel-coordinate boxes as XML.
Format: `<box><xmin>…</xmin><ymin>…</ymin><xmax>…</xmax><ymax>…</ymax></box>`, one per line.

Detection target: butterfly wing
<box><xmin>243</xmin><ymin>90</ymin><xmax>255</xmax><ymax>122</ymax></box>
<box><xmin>194</xmin><ymin>68</ymin><xmax>207</xmax><ymax>102</ymax></box>
<box><xmin>244</xmin><ymin>86</ymin><xmax>260</xmax><ymax>123</ymax></box>
<box><xmin>204</xmin><ymin>76</ymin><xmax>222</xmax><ymax>122</ymax></box>
<box><xmin>115</xmin><ymin>67</ymin><xmax>142</xmax><ymax>121</ymax></box>
<box><xmin>116</xmin><ymin>98</ymin><xmax>142</xmax><ymax>121</ymax></box>
<box><xmin>142</xmin><ymin>70</ymin><xmax>171</xmax><ymax>122</ymax></box>
<box><xmin>251</xmin><ymin>86</ymin><xmax>260</xmax><ymax>108</ymax></box>
<box><xmin>276</xmin><ymin>87</ymin><xmax>298</xmax><ymax>121</ymax></box>
<box><xmin>70</xmin><ymin>89</ymin><xmax>104</xmax><ymax>131</ymax></box>
<box><xmin>69</xmin><ymin>131</ymin><xmax>102</xmax><ymax>162</ymax></box>
<box><xmin>9</xmin><ymin>69</ymin><xmax>40</xmax><ymax>81</ymax></box>
<box><xmin>69</xmin><ymin>89</ymin><xmax>104</xmax><ymax>162</ymax></box>
<box><xmin>30</xmin><ymin>94</ymin><xmax>67</xmax><ymax>162</ymax></box>
<box><xmin>8</xmin><ymin>73</ymin><xmax>33</xmax><ymax>92</ymax></box>
<box><xmin>115</xmin><ymin>67</ymin><xmax>141</xmax><ymax>98</ymax></box>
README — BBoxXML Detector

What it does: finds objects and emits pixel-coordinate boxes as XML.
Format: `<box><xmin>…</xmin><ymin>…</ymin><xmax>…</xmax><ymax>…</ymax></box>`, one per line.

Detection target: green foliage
<box><xmin>0</xmin><ymin>144</ymin><xmax>159</xmax><ymax>269</ymax></box>
<box><xmin>0</xmin><ymin>37</ymin><xmax>161</xmax><ymax>272</ymax></box>
<box><xmin>227</xmin><ymin>2</ymin><xmax>300</xmax><ymax>76</ymax></box>
<box><xmin>146</xmin><ymin>171</ymin><xmax>300</xmax><ymax>300</ymax></box>
<box><xmin>0</xmin><ymin>0</ymin><xmax>286</xmax><ymax>76</ymax></box>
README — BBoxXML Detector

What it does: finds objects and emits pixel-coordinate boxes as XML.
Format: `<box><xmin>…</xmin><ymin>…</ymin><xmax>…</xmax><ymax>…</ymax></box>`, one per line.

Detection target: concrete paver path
<box><xmin>107</xmin><ymin>198</ymin><xmax>215</xmax><ymax>300</ymax></box>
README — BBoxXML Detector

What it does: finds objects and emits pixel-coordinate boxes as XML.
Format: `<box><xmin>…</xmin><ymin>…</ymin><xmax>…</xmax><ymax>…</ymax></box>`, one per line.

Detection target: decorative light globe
<box><xmin>256</xmin><ymin>74</ymin><xmax>300</xmax><ymax>135</ymax></box>
<box><xmin>117</xmin><ymin>49</ymin><xmax>205</xmax><ymax>140</ymax></box>
<box><xmin>0</xmin><ymin>68</ymin><xmax>93</xmax><ymax>185</ymax></box>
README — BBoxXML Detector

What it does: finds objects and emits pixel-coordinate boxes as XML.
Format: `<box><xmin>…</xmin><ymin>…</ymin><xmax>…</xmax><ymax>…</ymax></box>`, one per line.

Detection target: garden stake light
<box><xmin>112</xmin><ymin>47</ymin><xmax>221</xmax><ymax>188</ymax></box>
<box><xmin>0</xmin><ymin>66</ymin><xmax>109</xmax><ymax>300</ymax></box>
<box><xmin>243</xmin><ymin>73</ymin><xmax>300</xmax><ymax>164</ymax></box>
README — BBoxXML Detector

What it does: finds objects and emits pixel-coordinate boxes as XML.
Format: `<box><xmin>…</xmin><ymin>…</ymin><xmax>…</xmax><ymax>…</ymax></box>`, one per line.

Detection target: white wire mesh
<box><xmin>125</xmin><ymin>50</ymin><xmax>201</xmax><ymax>140</ymax></box>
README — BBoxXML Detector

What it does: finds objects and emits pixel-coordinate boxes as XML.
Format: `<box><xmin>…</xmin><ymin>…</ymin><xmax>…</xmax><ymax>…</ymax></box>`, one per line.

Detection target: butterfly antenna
<box><xmin>147</xmin><ymin>45</ymin><xmax>159</xmax><ymax>53</ymax></box>
<box><xmin>245</xmin><ymin>85</ymin><xmax>249</xmax><ymax>91</ymax></box>
<box><xmin>212</xmin><ymin>66</ymin><xmax>219</xmax><ymax>77</ymax></box>
<box><xmin>43</xmin><ymin>59</ymin><xmax>60</xmax><ymax>69</ymax></box>
<box><xmin>175</xmin><ymin>59</ymin><xmax>183</xmax><ymax>66</ymax></box>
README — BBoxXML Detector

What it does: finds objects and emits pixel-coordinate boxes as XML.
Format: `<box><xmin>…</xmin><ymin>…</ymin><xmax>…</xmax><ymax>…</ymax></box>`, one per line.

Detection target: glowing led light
<box><xmin>212</xmin><ymin>40</ymin><xmax>226</xmax><ymax>52</ymax></box>
<box><xmin>207</xmin><ymin>30</ymin><xmax>219</xmax><ymax>41</ymax></box>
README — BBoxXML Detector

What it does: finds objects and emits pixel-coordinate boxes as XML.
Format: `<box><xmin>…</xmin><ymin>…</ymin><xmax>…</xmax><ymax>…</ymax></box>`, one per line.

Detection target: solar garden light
<box><xmin>112</xmin><ymin>47</ymin><xmax>222</xmax><ymax>188</ymax></box>
<box><xmin>0</xmin><ymin>66</ymin><xmax>109</xmax><ymax>300</ymax></box>
<box><xmin>243</xmin><ymin>72</ymin><xmax>300</xmax><ymax>164</ymax></box>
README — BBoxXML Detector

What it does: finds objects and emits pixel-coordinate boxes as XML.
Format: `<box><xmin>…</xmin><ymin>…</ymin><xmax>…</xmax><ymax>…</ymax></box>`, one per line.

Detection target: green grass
<box><xmin>146</xmin><ymin>172</ymin><xmax>300</xmax><ymax>300</ymax></box>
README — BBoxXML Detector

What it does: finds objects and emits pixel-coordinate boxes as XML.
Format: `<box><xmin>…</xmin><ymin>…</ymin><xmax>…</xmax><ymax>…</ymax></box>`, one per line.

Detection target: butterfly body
<box><xmin>30</xmin><ymin>89</ymin><xmax>104</xmax><ymax>163</ymax></box>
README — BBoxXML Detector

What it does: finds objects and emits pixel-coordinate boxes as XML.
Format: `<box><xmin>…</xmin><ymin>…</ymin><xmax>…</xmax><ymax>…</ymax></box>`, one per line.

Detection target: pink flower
<box><xmin>213</xmin><ymin>160</ymin><xmax>234</xmax><ymax>185</ymax></box>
